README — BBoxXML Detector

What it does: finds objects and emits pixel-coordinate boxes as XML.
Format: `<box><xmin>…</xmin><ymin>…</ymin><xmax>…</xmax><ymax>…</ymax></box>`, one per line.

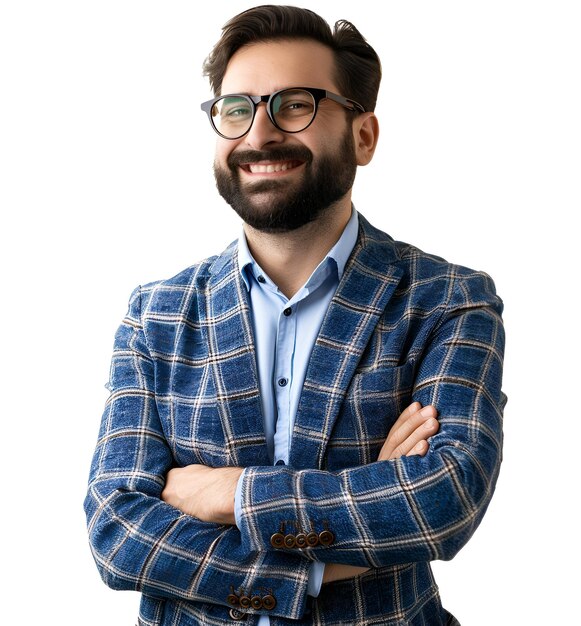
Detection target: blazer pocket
<box><xmin>342</xmin><ymin>361</ymin><xmax>416</xmax><ymax>442</ymax></box>
<box><xmin>324</xmin><ymin>362</ymin><xmax>415</xmax><ymax>468</ymax></box>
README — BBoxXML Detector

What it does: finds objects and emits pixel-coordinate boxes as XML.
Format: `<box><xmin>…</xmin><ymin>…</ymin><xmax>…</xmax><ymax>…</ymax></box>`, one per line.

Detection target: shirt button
<box><xmin>275</xmin><ymin>459</ymin><xmax>286</xmax><ymax>465</ymax></box>
<box><xmin>257</xmin><ymin>275</ymin><xmax>266</xmax><ymax>283</ymax></box>
<box><xmin>283</xmin><ymin>307</ymin><xmax>292</xmax><ymax>316</ymax></box>
<box><xmin>278</xmin><ymin>378</ymin><xmax>288</xmax><ymax>387</ymax></box>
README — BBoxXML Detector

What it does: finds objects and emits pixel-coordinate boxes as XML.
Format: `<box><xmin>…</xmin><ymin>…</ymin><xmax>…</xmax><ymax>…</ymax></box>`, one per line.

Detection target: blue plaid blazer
<box><xmin>85</xmin><ymin>214</ymin><xmax>505</xmax><ymax>625</ymax></box>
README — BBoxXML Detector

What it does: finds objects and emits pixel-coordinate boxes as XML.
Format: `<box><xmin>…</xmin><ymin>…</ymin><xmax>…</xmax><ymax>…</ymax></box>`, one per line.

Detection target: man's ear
<box><xmin>352</xmin><ymin>112</ymin><xmax>380</xmax><ymax>166</ymax></box>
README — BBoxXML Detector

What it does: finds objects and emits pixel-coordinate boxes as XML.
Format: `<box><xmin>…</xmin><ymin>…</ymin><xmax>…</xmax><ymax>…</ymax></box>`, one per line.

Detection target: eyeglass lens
<box><xmin>211</xmin><ymin>89</ymin><xmax>316</xmax><ymax>138</ymax></box>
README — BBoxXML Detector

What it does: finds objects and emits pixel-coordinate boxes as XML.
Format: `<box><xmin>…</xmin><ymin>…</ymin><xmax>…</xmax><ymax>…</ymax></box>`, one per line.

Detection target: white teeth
<box><xmin>248</xmin><ymin>162</ymin><xmax>296</xmax><ymax>174</ymax></box>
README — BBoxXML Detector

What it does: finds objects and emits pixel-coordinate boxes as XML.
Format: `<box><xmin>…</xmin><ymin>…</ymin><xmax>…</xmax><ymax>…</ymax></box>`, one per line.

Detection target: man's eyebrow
<box><xmin>221</xmin><ymin>96</ymin><xmax>247</xmax><ymax>104</ymax></box>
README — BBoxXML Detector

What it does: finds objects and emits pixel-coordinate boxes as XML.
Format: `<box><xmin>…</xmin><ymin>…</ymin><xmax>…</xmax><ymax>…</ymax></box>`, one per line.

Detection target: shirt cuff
<box><xmin>307</xmin><ymin>561</ymin><xmax>325</xmax><ymax>598</ymax></box>
<box><xmin>233</xmin><ymin>468</ymin><xmax>247</xmax><ymax>529</ymax></box>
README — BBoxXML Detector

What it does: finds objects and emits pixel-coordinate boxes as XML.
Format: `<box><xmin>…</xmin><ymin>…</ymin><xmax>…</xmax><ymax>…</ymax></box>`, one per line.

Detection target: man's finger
<box><xmin>378</xmin><ymin>404</ymin><xmax>439</xmax><ymax>460</ymax></box>
<box><xmin>403</xmin><ymin>418</ymin><xmax>440</xmax><ymax>457</ymax></box>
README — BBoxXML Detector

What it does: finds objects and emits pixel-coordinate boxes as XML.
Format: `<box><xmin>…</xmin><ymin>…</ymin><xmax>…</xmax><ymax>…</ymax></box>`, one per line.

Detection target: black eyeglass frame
<box><xmin>200</xmin><ymin>87</ymin><xmax>366</xmax><ymax>140</ymax></box>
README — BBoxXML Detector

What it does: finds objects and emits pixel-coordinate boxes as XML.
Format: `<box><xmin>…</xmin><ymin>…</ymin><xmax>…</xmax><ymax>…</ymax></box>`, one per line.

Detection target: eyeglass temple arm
<box><xmin>324</xmin><ymin>91</ymin><xmax>365</xmax><ymax>113</ymax></box>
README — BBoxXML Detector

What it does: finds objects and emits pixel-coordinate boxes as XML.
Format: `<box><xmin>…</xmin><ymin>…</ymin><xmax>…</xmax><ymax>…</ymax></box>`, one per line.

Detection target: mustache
<box><xmin>227</xmin><ymin>146</ymin><xmax>313</xmax><ymax>168</ymax></box>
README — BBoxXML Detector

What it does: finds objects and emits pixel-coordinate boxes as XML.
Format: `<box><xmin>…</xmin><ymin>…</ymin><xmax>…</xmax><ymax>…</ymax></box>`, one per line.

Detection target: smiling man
<box><xmin>210</xmin><ymin>42</ymin><xmax>361</xmax><ymax>237</ymax></box>
<box><xmin>85</xmin><ymin>6</ymin><xmax>506</xmax><ymax>625</ymax></box>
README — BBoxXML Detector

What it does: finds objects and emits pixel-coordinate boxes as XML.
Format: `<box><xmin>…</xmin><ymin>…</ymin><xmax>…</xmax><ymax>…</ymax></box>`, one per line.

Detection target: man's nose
<box><xmin>243</xmin><ymin>103</ymin><xmax>285</xmax><ymax>150</ymax></box>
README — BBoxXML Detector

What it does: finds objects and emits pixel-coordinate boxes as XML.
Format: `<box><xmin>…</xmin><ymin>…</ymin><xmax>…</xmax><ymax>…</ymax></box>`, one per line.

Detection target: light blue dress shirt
<box><xmin>234</xmin><ymin>209</ymin><xmax>359</xmax><ymax>623</ymax></box>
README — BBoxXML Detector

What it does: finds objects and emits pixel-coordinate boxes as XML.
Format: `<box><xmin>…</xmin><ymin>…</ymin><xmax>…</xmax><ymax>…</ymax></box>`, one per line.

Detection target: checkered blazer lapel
<box><xmin>199</xmin><ymin>245</ymin><xmax>270</xmax><ymax>467</ymax></box>
<box><xmin>199</xmin><ymin>217</ymin><xmax>403</xmax><ymax>471</ymax></box>
<box><xmin>289</xmin><ymin>215</ymin><xmax>404</xmax><ymax>470</ymax></box>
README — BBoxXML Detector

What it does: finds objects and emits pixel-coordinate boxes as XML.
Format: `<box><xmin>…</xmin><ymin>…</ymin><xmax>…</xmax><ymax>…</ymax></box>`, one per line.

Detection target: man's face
<box><xmin>213</xmin><ymin>39</ymin><xmax>358</xmax><ymax>233</ymax></box>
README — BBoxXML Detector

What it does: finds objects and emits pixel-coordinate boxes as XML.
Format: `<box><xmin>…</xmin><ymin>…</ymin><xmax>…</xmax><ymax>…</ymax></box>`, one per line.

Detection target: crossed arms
<box><xmin>161</xmin><ymin>401</ymin><xmax>440</xmax><ymax>584</ymax></box>
<box><xmin>84</xmin><ymin>269</ymin><xmax>505</xmax><ymax>620</ymax></box>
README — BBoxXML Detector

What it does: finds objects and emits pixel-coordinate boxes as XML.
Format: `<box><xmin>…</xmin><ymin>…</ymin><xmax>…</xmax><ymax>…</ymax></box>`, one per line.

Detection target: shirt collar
<box><xmin>238</xmin><ymin>207</ymin><xmax>359</xmax><ymax>292</ymax></box>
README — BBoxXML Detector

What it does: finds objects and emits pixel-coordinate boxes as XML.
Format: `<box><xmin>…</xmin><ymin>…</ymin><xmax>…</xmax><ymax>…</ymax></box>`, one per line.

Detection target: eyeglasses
<box><xmin>200</xmin><ymin>87</ymin><xmax>365</xmax><ymax>140</ymax></box>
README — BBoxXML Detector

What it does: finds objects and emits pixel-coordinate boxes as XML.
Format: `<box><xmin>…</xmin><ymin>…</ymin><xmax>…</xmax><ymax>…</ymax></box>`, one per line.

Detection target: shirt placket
<box><xmin>273</xmin><ymin>302</ymin><xmax>298</xmax><ymax>465</ymax></box>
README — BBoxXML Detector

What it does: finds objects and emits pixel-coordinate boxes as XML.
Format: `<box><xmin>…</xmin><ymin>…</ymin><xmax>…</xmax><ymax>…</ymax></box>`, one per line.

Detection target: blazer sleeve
<box><xmin>84</xmin><ymin>286</ymin><xmax>311</xmax><ymax>620</ymax></box>
<box><xmin>236</xmin><ymin>270</ymin><xmax>506</xmax><ymax>567</ymax></box>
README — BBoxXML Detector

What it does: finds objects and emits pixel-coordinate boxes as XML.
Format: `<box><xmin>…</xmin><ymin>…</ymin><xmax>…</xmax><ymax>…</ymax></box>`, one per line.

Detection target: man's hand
<box><xmin>377</xmin><ymin>401</ymin><xmax>439</xmax><ymax>460</ymax></box>
<box><xmin>323</xmin><ymin>401</ymin><xmax>439</xmax><ymax>584</ymax></box>
<box><xmin>161</xmin><ymin>464</ymin><xmax>243</xmax><ymax>525</ymax></box>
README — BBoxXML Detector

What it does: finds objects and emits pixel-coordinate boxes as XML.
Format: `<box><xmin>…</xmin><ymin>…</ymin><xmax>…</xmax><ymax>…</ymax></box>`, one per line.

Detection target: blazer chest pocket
<box><xmin>341</xmin><ymin>361</ymin><xmax>415</xmax><ymax>442</ymax></box>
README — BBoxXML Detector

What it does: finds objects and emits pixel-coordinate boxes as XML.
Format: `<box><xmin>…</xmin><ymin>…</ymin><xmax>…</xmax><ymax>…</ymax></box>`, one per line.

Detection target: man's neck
<box><xmin>243</xmin><ymin>199</ymin><xmax>353</xmax><ymax>299</ymax></box>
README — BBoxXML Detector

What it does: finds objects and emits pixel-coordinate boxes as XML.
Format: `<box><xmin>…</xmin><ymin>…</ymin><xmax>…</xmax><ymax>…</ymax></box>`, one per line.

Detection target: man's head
<box><xmin>202</xmin><ymin>5</ymin><xmax>381</xmax><ymax>233</ymax></box>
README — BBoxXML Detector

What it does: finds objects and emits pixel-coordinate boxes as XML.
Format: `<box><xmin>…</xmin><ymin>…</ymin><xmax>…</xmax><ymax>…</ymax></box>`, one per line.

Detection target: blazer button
<box><xmin>295</xmin><ymin>533</ymin><xmax>307</xmax><ymax>548</ymax></box>
<box><xmin>239</xmin><ymin>595</ymin><xmax>251</xmax><ymax>609</ymax></box>
<box><xmin>306</xmin><ymin>532</ymin><xmax>319</xmax><ymax>547</ymax></box>
<box><xmin>262</xmin><ymin>594</ymin><xmax>277</xmax><ymax>610</ymax></box>
<box><xmin>284</xmin><ymin>533</ymin><xmax>296</xmax><ymax>548</ymax></box>
<box><xmin>250</xmin><ymin>595</ymin><xmax>263</xmax><ymax>610</ymax></box>
<box><xmin>229</xmin><ymin>608</ymin><xmax>247</xmax><ymax>620</ymax></box>
<box><xmin>227</xmin><ymin>593</ymin><xmax>239</xmax><ymax>607</ymax></box>
<box><xmin>318</xmin><ymin>530</ymin><xmax>335</xmax><ymax>546</ymax></box>
<box><xmin>270</xmin><ymin>532</ymin><xmax>285</xmax><ymax>548</ymax></box>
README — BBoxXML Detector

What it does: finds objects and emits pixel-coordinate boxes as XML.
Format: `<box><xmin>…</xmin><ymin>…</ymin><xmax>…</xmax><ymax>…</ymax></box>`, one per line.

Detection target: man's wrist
<box><xmin>233</xmin><ymin>468</ymin><xmax>247</xmax><ymax>528</ymax></box>
<box><xmin>213</xmin><ymin>466</ymin><xmax>244</xmax><ymax>525</ymax></box>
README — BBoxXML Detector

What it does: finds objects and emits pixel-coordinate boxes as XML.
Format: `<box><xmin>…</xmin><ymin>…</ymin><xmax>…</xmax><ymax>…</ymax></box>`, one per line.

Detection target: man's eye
<box><xmin>277</xmin><ymin>100</ymin><xmax>314</xmax><ymax>119</ymax></box>
<box><xmin>283</xmin><ymin>100</ymin><xmax>310</xmax><ymax>111</ymax></box>
<box><xmin>223</xmin><ymin>106</ymin><xmax>252</xmax><ymax>118</ymax></box>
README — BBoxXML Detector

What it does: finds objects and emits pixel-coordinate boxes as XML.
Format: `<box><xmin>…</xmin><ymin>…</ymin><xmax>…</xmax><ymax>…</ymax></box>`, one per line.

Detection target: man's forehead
<box><xmin>220</xmin><ymin>39</ymin><xmax>339</xmax><ymax>95</ymax></box>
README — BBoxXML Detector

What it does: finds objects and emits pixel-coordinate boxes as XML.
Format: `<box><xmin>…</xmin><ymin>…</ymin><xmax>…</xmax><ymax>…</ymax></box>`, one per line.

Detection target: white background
<box><xmin>1</xmin><ymin>1</ymin><xmax>579</xmax><ymax>624</ymax></box>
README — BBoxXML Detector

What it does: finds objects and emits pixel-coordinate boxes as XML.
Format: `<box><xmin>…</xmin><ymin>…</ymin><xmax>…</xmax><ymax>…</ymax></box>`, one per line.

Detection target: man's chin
<box><xmin>227</xmin><ymin>195</ymin><xmax>310</xmax><ymax>232</ymax></box>
<box><xmin>236</xmin><ymin>185</ymin><xmax>295</xmax><ymax>210</ymax></box>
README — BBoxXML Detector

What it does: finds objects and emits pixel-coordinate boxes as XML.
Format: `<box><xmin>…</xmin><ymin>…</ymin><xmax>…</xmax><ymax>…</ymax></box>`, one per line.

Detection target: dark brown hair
<box><xmin>202</xmin><ymin>5</ymin><xmax>381</xmax><ymax>112</ymax></box>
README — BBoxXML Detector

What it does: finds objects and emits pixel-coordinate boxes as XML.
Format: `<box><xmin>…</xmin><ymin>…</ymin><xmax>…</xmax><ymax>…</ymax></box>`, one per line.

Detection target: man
<box><xmin>85</xmin><ymin>5</ymin><xmax>506</xmax><ymax>625</ymax></box>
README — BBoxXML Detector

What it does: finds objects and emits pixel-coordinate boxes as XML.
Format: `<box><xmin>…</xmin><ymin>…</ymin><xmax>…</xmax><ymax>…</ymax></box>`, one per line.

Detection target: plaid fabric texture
<box><xmin>85</xmin><ymin>214</ymin><xmax>505</xmax><ymax>625</ymax></box>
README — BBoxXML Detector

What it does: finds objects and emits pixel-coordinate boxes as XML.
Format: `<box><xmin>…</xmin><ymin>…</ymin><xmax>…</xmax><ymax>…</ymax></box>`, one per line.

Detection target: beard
<box><xmin>213</xmin><ymin>128</ymin><xmax>357</xmax><ymax>233</ymax></box>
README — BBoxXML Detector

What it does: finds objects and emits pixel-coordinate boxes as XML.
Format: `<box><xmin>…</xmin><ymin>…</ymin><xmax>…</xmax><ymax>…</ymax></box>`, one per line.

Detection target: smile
<box><xmin>241</xmin><ymin>160</ymin><xmax>304</xmax><ymax>174</ymax></box>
